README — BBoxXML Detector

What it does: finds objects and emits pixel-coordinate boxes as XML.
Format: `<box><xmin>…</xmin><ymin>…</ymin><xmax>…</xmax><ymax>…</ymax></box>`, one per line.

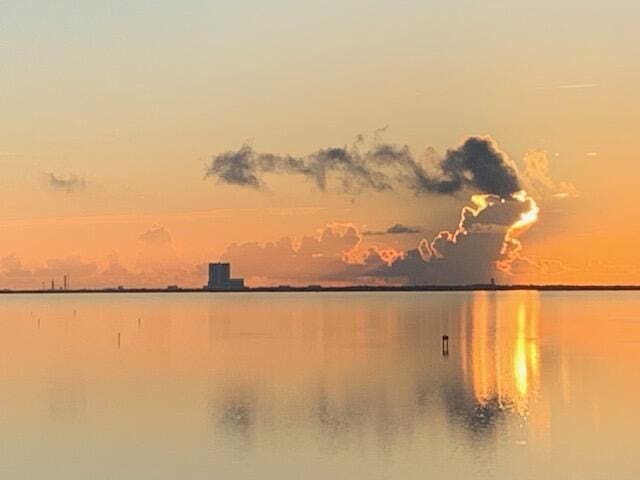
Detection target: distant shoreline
<box><xmin>1</xmin><ymin>285</ymin><xmax>640</xmax><ymax>295</ymax></box>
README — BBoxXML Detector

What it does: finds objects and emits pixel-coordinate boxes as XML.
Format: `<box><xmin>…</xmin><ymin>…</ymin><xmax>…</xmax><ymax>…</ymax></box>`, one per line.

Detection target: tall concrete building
<box><xmin>206</xmin><ymin>262</ymin><xmax>244</xmax><ymax>290</ymax></box>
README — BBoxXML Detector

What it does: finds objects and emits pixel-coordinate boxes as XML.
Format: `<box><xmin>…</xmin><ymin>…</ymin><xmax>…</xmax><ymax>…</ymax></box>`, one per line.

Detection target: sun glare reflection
<box><xmin>466</xmin><ymin>291</ymin><xmax>541</xmax><ymax>418</ymax></box>
<box><xmin>514</xmin><ymin>304</ymin><xmax>529</xmax><ymax>400</ymax></box>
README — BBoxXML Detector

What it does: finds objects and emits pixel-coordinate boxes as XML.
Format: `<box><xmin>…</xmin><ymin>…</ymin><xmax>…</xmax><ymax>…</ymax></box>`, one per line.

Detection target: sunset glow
<box><xmin>2</xmin><ymin>3</ymin><xmax>639</xmax><ymax>478</ymax></box>
<box><xmin>0</xmin><ymin>1</ymin><xmax>637</xmax><ymax>288</ymax></box>
<box><xmin>510</xmin><ymin>190</ymin><xmax>541</xmax><ymax>233</ymax></box>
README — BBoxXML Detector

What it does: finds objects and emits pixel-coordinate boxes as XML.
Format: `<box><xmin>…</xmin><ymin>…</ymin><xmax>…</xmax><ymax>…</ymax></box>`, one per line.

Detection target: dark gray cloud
<box><xmin>206</xmin><ymin>145</ymin><xmax>262</xmax><ymax>188</ymax></box>
<box><xmin>47</xmin><ymin>173</ymin><xmax>86</xmax><ymax>193</ymax></box>
<box><xmin>206</xmin><ymin>136</ymin><xmax>521</xmax><ymax>197</ymax></box>
<box><xmin>363</xmin><ymin>224</ymin><xmax>422</xmax><ymax>236</ymax></box>
<box><xmin>207</xmin><ymin>144</ymin><xmax>390</xmax><ymax>193</ymax></box>
<box><xmin>440</xmin><ymin>137</ymin><xmax>521</xmax><ymax>197</ymax></box>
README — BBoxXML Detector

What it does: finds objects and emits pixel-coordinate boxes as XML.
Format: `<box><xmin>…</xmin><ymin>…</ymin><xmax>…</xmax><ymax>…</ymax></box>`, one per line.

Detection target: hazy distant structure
<box><xmin>206</xmin><ymin>262</ymin><xmax>244</xmax><ymax>290</ymax></box>
<box><xmin>63</xmin><ymin>275</ymin><xmax>68</xmax><ymax>291</ymax></box>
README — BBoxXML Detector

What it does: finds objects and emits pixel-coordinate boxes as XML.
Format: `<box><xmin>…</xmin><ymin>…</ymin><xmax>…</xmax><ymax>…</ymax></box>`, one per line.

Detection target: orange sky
<box><xmin>1</xmin><ymin>1</ymin><xmax>639</xmax><ymax>288</ymax></box>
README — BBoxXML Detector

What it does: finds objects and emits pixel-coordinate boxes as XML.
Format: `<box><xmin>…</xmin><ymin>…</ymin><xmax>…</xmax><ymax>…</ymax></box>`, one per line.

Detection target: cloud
<box><xmin>535</xmin><ymin>83</ymin><xmax>600</xmax><ymax>90</ymax></box>
<box><xmin>46</xmin><ymin>173</ymin><xmax>86</xmax><ymax>193</ymax></box>
<box><xmin>0</xmin><ymin>193</ymin><xmax>540</xmax><ymax>289</ymax></box>
<box><xmin>221</xmin><ymin>225</ymin><xmax>400</xmax><ymax>286</ymax></box>
<box><xmin>206</xmin><ymin>136</ymin><xmax>521</xmax><ymax>197</ymax></box>
<box><xmin>0</xmin><ymin>255</ymin><xmax>98</xmax><ymax>290</ymax></box>
<box><xmin>205</xmin><ymin>134</ymin><xmax>571</xmax><ymax>286</ymax></box>
<box><xmin>207</xmin><ymin>144</ymin><xmax>391</xmax><ymax>192</ymax></box>
<box><xmin>138</xmin><ymin>225</ymin><xmax>173</xmax><ymax>246</ymax></box>
<box><xmin>435</xmin><ymin>136</ymin><xmax>521</xmax><ymax>196</ymax></box>
<box><xmin>35</xmin><ymin>257</ymin><xmax>99</xmax><ymax>279</ymax></box>
<box><xmin>0</xmin><ymin>253</ymin><xmax>204</xmax><ymax>290</ymax></box>
<box><xmin>218</xmin><ymin>192</ymin><xmax>539</xmax><ymax>287</ymax></box>
<box><xmin>364</xmin><ymin>224</ymin><xmax>422</xmax><ymax>236</ymax></box>
<box><xmin>371</xmin><ymin>195</ymin><xmax>536</xmax><ymax>285</ymax></box>
<box><xmin>522</xmin><ymin>150</ymin><xmax>579</xmax><ymax>199</ymax></box>
<box><xmin>0</xmin><ymin>254</ymin><xmax>33</xmax><ymax>288</ymax></box>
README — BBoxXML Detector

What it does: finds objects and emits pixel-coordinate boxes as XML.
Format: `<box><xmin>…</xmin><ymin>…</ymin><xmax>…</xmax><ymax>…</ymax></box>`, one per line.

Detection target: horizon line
<box><xmin>2</xmin><ymin>284</ymin><xmax>640</xmax><ymax>294</ymax></box>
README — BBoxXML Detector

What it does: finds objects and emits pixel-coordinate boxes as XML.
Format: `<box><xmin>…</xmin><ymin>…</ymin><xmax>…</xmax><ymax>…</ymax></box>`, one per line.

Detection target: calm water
<box><xmin>0</xmin><ymin>291</ymin><xmax>639</xmax><ymax>479</ymax></box>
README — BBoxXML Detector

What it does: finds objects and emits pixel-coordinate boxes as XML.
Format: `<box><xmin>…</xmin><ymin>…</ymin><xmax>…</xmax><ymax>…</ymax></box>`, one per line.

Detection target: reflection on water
<box><xmin>458</xmin><ymin>292</ymin><xmax>541</xmax><ymax>426</ymax></box>
<box><xmin>0</xmin><ymin>291</ymin><xmax>639</xmax><ymax>479</ymax></box>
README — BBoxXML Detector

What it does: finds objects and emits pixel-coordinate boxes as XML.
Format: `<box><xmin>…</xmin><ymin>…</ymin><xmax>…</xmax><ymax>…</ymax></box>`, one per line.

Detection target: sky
<box><xmin>1</xmin><ymin>0</ymin><xmax>639</xmax><ymax>288</ymax></box>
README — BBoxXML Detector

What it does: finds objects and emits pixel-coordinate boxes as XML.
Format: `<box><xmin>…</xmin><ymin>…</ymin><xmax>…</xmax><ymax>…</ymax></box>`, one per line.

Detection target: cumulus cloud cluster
<box><xmin>202</xmin><ymin>135</ymin><xmax>581</xmax><ymax>285</ymax></box>
<box><xmin>219</xmin><ymin>192</ymin><xmax>537</xmax><ymax>286</ymax></box>
<box><xmin>222</xmin><ymin>226</ymin><xmax>393</xmax><ymax>286</ymax></box>
<box><xmin>207</xmin><ymin>136</ymin><xmax>521</xmax><ymax>197</ymax></box>
<box><xmin>374</xmin><ymin>195</ymin><xmax>537</xmax><ymax>284</ymax></box>
<box><xmin>205</xmin><ymin>135</ymin><xmax>554</xmax><ymax>285</ymax></box>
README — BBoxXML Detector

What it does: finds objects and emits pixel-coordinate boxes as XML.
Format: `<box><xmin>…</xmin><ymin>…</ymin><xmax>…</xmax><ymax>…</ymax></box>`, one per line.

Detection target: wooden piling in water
<box><xmin>442</xmin><ymin>335</ymin><xmax>449</xmax><ymax>356</ymax></box>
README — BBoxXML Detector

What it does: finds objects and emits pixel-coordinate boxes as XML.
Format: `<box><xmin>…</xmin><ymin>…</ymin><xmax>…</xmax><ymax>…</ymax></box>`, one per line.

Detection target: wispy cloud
<box><xmin>46</xmin><ymin>173</ymin><xmax>86</xmax><ymax>193</ymax></box>
<box><xmin>207</xmin><ymin>136</ymin><xmax>522</xmax><ymax>197</ymax></box>
<box><xmin>266</xmin><ymin>207</ymin><xmax>326</xmax><ymax>216</ymax></box>
<box><xmin>535</xmin><ymin>83</ymin><xmax>601</xmax><ymax>91</ymax></box>
<box><xmin>363</xmin><ymin>224</ymin><xmax>422</xmax><ymax>236</ymax></box>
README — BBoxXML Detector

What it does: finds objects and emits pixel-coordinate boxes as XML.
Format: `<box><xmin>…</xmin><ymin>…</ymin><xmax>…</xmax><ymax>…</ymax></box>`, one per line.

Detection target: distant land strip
<box><xmin>2</xmin><ymin>285</ymin><xmax>640</xmax><ymax>294</ymax></box>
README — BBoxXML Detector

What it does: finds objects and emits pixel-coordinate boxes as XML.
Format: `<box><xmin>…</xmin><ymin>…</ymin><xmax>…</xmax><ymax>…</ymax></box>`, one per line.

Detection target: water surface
<box><xmin>0</xmin><ymin>291</ymin><xmax>639</xmax><ymax>479</ymax></box>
